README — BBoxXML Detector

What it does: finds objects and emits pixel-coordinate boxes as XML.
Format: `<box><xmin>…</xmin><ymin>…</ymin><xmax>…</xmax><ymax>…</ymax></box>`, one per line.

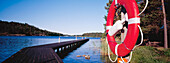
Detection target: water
<box><xmin>62</xmin><ymin>39</ymin><xmax>102</xmax><ymax>63</ymax></box>
<box><xmin>0</xmin><ymin>36</ymin><xmax>110</xmax><ymax>63</ymax></box>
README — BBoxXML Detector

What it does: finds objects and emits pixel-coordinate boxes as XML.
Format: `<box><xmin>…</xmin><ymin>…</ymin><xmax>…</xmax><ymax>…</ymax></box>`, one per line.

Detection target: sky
<box><xmin>0</xmin><ymin>0</ymin><xmax>108</xmax><ymax>35</ymax></box>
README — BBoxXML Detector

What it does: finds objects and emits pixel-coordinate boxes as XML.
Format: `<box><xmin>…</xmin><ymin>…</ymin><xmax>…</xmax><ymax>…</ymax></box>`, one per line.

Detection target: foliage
<box><xmin>137</xmin><ymin>0</ymin><xmax>169</xmax><ymax>42</ymax></box>
<box><xmin>0</xmin><ymin>20</ymin><xmax>64</xmax><ymax>36</ymax></box>
<box><xmin>82</xmin><ymin>32</ymin><xmax>103</xmax><ymax>37</ymax></box>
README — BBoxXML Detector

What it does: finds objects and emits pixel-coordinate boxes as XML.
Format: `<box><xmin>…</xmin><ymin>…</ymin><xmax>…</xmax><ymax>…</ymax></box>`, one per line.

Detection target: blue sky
<box><xmin>0</xmin><ymin>0</ymin><xmax>107</xmax><ymax>35</ymax></box>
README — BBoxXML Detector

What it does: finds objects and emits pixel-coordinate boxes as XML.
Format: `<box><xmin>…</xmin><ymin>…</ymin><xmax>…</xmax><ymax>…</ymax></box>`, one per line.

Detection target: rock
<box><xmin>85</xmin><ymin>55</ymin><xmax>90</xmax><ymax>59</ymax></box>
<box><xmin>76</xmin><ymin>55</ymin><xmax>81</xmax><ymax>57</ymax></box>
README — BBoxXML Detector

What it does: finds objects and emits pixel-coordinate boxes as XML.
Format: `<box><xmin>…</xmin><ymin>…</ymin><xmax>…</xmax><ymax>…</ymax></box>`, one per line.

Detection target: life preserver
<box><xmin>106</xmin><ymin>0</ymin><xmax>140</xmax><ymax>56</ymax></box>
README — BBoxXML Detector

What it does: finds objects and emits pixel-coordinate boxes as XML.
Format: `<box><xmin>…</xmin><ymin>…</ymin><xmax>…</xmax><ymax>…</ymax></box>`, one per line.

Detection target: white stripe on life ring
<box><xmin>106</xmin><ymin>26</ymin><xmax>112</xmax><ymax>30</ymax></box>
<box><xmin>128</xmin><ymin>18</ymin><xmax>140</xmax><ymax>24</ymax></box>
<box><xmin>115</xmin><ymin>0</ymin><xmax>118</xmax><ymax>5</ymax></box>
<box><xmin>115</xmin><ymin>44</ymin><xmax>120</xmax><ymax>56</ymax></box>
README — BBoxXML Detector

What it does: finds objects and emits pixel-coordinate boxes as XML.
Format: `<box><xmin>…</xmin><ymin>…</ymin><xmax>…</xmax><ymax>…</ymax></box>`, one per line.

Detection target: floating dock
<box><xmin>3</xmin><ymin>39</ymin><xmax>89</xmax><ymax>63</ymax></box>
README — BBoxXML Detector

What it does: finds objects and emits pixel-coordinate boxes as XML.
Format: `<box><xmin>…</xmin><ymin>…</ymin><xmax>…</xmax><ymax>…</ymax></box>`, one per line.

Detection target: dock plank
<box><xmin>3</xmin><ymin>39</ymin><xmax>89</xmax><ymax>63</ymax></box>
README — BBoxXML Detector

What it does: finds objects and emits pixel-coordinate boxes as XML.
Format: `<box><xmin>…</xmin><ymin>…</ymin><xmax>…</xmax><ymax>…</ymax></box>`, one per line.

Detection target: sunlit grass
<box><xmin>100</xmin><ymin>38</ymin><xmax>170</xmax><ymax>63</ymax></box>
<box><xmin>100</xmin><ymin>38</ymin><xmax>119</xmax><ymax>63</ymax></box>
<box><xmin>131</xmin><ymin>46</ymin><xmax>170</xmax><ymax>63</ymax></box>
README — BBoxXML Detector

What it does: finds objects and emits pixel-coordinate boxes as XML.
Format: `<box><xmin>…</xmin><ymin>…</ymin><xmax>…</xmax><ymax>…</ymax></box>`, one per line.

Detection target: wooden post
<box><xmin>76</xmin><ymin>35</ymin><xmax>77</xmax><ymax>40</ymax></box>
<box><xmin>57</xmin><ymin>48</ymin><xmax>59</xmax><ymax>52</ymax></box>
<box><xmin>161</xmin><ymin>0</ymin><xmax>168</xmax><ymax>48</ymax></box>
<box><xmin>64</xmin><ymin>46</ymin><xmax>66</xmax><ymax>50</ymax></box>
<box><xmin>60</xmin><ymin>48</ymin><xmax>62</xmax><ymax>51</ymax></box>
<box><xmin>58</xmin><ymin>36</ymin><xmax>60</xmax><ymax>43</ymax></box>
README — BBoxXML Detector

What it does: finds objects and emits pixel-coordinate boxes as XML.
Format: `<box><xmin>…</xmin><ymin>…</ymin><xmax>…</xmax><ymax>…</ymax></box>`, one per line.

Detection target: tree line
<box><xmin>0</xmin><ymin>20</ymin><xmax>64</xmax><ymax>36</ymax></box>
<box><xmin>82</xmin><ymin>32</ymin><xmax>103</xmax><ymax>37</ymax></box>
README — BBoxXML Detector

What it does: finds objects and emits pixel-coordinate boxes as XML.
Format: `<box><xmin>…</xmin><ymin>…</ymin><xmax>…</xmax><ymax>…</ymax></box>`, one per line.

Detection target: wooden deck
<box><xmin>3</xmin><ymin>39</ymin><xmax>89</xmax><ymax>63</ymax></box>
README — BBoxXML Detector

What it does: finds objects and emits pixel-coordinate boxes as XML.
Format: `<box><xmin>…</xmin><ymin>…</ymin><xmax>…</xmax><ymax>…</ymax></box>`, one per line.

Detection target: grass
<box><xmin>100</xmin><ymin>38</ymin><xmax>117</xmax><ymax>63</ymax></box>
<box><xmin>131</xmin><ymin>46</ymin><xmax>170</xmax><ymax>63</ymax></box>
<box><xmin>100</xmin><ymin>38</ymin><xmax>170</xmax><ymax>63</ymax></box>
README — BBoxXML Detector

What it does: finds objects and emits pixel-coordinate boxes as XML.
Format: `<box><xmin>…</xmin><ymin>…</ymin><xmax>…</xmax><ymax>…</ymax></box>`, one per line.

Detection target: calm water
<box><xmin>0</xmin><ymin>36</ymin><xmax>110</xmax><ymax>63</ymax></box>
<box><xmin>62</xmin><ymin>39</ymin><xmax>102</xmax><ymax>63</ymax></box>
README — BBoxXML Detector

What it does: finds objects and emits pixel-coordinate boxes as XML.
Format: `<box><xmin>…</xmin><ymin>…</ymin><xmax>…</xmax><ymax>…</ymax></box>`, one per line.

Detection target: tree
<box><xmin>161</xmin><ymin>0</ymin><xmax>168</xmax><ymax>48</ymax></box>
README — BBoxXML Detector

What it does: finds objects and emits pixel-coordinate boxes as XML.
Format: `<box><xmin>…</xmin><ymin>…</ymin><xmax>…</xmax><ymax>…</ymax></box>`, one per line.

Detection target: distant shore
<box><xmin>0</xmin><ymin>33</ymin><xmax>46</xmax><ymax>36</ymax></box>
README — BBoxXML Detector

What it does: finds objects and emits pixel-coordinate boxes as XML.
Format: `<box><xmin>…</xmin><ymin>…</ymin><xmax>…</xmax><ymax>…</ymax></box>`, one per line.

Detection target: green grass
<box><xmin>100</xmin><ymin>38</ymin><xmax>170</xmax><ymax>63</ymax></box>
<box><xmin>131</xmin><ymin>46</ymin><xmax>170</xmax><ymax>63</ymax></box>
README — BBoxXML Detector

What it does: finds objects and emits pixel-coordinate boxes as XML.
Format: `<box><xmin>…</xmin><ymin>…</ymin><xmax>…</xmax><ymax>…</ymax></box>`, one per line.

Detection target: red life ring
<box><xmin>106</xmin><ymin>0</ymin><xmax>140</xmax><ymax>56</ymax></box>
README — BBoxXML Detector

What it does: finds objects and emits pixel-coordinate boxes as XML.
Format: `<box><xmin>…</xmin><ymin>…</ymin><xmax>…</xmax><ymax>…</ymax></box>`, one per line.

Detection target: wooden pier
<box><xmin>3</xmin><ymin>39</ymin><xmax>89</xmax><ymax>63</ymax></box>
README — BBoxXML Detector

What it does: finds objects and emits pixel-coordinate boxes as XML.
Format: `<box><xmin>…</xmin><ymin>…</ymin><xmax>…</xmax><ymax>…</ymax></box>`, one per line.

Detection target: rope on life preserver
<box><xmin>106</xmin><ymin>37</ymin><xmax>118</xmax><ymax>63</ymax></box>
<box><xmin>121</xmin><ymin>25</ymin><xmax>143</xmax><ymax>63</ymax></box>
<box><xmin>138</xmin><ymin>0</ymin><xmax>148</xmax><ymax>16</ymax></box>
<box><xmin>120</xmin><ymin>57</ymin><xmax>125</xmax><ymax>63</ymax></box>
<box><xmin>127</xmin><ymin>25</ymin><xmax>143</xmax><ymax>63</ymax></box>
<box><xmin>107</xmin><ymin>25</ymin><xmax>143</xmax><ymax>63</ymax></box>
<box><xmin>122</xmin><ymin>42</ymin><xmax>133</xmax><ymax>51</ymax></box>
